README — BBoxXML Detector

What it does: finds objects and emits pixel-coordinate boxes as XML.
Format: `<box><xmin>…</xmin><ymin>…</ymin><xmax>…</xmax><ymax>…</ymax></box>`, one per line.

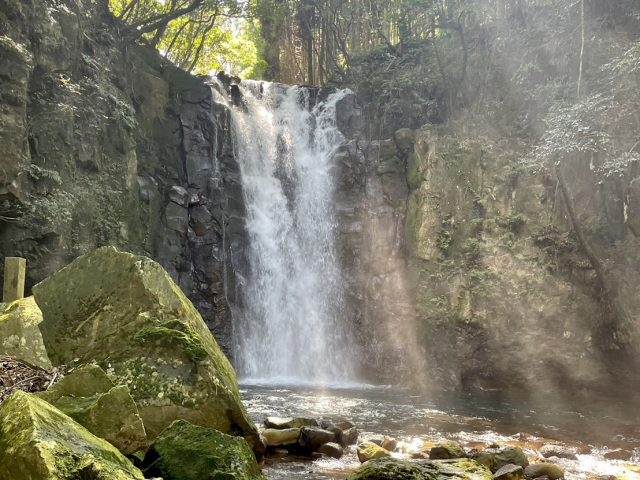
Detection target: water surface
<box><xmin>240</xmin><ymin>384</ymin><xmax>640</xmax><ymax>480</ymax></box>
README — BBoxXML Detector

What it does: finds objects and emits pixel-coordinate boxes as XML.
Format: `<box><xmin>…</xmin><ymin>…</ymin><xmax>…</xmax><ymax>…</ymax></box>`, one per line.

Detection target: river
<box><xmin>240</xmin><ymin>384</ymin><xmax>640</xmax><ymax>480</ymax></box>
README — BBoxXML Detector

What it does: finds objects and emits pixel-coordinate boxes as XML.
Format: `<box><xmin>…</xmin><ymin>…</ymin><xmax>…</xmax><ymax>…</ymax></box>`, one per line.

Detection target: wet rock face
<box><xmin>0</xmin><ymin>0</ymin><xmax>247</xmax><ymax>356</ymax></box>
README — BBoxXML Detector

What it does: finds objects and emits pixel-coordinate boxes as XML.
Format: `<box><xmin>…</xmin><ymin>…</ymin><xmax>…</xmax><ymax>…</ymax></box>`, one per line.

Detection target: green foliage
<box><xmin>25</xmin><ymin>164</ymin><xmax>62</xmax><ymax>185</ymax></box>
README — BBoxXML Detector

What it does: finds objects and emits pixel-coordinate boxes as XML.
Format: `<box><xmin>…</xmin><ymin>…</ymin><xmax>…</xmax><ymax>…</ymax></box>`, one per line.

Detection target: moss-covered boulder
<box><xmin>36</xmin><ymin>365</ymin><xmax>147</xmax><ymax>455</ymax></box>
<box><xmin>37</xmin><ymin>364</ymin><xmax>115</xmax><ymax>399</ymax></box>
<box><xmin>140</xmin><ymin>420</ymin><xmax>266</xmax><ymax>480</ymax></box>
<box><xmin>357</xmin><ymin>443</ymin><xmax>392</xmax><ymax>463</ymax></box>
<box><xmin>32</xmin><ymin>246</ymin><xmax>263</xmax><ymax>458</ymax></box>
<box><xmin>0</xmin><ymin>297</ymin><xmax>52</xmax><ymax>369</ymax></box>
<box><xmin>429</xmin><ymin>439</ymin><xmax>466</xmax><ymax>459</ymax></box>
<box><xmin>347</xmin><ymin>458</ymin><xmax>493</xmax><ymax>480</ymax></box>
<box><xmin>494</xmin><ymin>446</ymin><xmax>529</xmax><ymax>471</ymax></box>
<box><xmin>0</xmin><ymin>390</ymin><xmax>146</xmax><ymax>480</ymax></box>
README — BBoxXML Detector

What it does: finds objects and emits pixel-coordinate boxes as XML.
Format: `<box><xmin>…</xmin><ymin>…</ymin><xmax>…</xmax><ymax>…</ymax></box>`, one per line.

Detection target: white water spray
<box><xmin>230</xmin><ymin>82</ymin><xmax>356</xmax><ymax>385</ymax></box>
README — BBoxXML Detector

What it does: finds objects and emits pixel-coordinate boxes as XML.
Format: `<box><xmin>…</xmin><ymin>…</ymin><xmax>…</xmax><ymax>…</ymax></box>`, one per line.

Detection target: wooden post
<box><xmin>3</xmin><ymin>257</ymin><xmax>26</xmax><ymax>303</ymax></box>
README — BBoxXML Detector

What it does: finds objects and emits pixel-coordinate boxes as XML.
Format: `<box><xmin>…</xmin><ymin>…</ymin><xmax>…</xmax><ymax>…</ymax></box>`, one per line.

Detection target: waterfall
<box><xmin>230</xmin><ymin>82</ymin><xmax>356</xmax><ymax>385</ymax></box>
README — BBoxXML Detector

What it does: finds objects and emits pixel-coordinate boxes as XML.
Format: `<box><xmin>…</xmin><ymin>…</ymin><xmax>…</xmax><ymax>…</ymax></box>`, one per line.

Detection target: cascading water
<box><xmin>230</xmin><ymin>82</ymin><xmax>356</xmax><ymax>385</ymax></box>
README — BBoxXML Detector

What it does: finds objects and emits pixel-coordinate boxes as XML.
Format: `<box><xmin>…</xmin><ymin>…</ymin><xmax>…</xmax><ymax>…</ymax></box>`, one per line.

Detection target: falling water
<box><xmin>230</xmin><ymin>82</ymin><xmax>356</xmax><ymax>385</ymax></box>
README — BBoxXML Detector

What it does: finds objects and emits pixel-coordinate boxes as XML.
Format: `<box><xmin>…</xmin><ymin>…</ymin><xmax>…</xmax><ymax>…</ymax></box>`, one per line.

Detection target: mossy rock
<box><xmin>347</xmin><ymin>458</ymin><xmax>493</xmax><ymax>480</ymax></box>
<box><xmin>0</xmin><ymin>297</ymin><xmax>52</xmax><ymax>369</ymax></box>
<box><xmin>140</xmin><ymin>419</ymin><xmax>266</xmax><ymax>480</ymax></box>
<box><xmin>393</xmin><ymin>128</ymin><xmax>415</xmax><ymax>156</ymax></box>
<box><xmin>32</xmin><ymin>246</ymin><xmax>263</xmax><ymax>459</ymax></box>
<box><xmin>494</xmin><ymin>446</ymin><xmax>529</xmax><ymax>471</ymax></box>
<box><xmin>429</xmin><ymin>439</ymin><xmax>466</xmax><ymax>459</ymax></box>
<box><xmin>357</xmin><ymin>442</ymin><xmax>392</xmax><ymax>463</ymax></box>
<box><xmin>406</xmin><ymin>152</ymin><xmax>423</xmax><ymax>191</ymax></box>
<box><xmin>36</xmin><ymin>366</ymin><xmax>147</xmax><ymax>455</ymax></box>
<box><xmin>0</xmin><ymin>391</ymin><xmax>146</xmax><ymax>480</ymax></box>
<box><xmin>36</xmin><ymin>364</ymin><xmax>114</xmax><ymax>402</ymax></box>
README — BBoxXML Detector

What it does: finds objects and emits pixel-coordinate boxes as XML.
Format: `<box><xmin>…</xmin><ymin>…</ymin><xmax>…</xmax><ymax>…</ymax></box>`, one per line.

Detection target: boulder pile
<box><xmin>0</xmin><ymin>247</ymin><xmax>265</xmax><ymax>480</ymax></box>
<box><xmin>261</xmin><ymin>416</ymin><xmax>358</xmax><ymax>459</ymax></box>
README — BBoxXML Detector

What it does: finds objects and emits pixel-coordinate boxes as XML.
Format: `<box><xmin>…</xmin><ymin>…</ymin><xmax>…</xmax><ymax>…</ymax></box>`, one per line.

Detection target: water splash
<box><xmin>231</xmin><ymin>82</ymin><xmax>356</xmax><ymax>385</ymax></box>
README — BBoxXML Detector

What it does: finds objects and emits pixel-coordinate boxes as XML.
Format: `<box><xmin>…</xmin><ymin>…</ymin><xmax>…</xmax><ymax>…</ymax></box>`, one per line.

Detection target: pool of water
<box><xmin>240</xmin><ymin>384</ymin><xmax>640</xmax><ymax>480</ymax></box>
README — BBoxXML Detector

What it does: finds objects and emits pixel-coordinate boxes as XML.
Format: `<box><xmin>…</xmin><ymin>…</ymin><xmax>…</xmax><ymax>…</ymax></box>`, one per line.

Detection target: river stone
<box><xmin>36</xmin><ymin>369</ymin><xmax>147</xmax><ymax>456</ymax></box>
<box><xmin>299</xmin><ymin>426</ymin><xmax>336</xmax><ymax>450</ymax></box>
<box><xmin>262</xmin><ymin>428</ymin><xmax>300</xmax><ymax>446</ymax></box>
<box><xmin>468</xmin><ymin>450</ymin><xmax>496</xmax><ymax>470</ymax></box>
<box><xmin>524</xmin><ymin>463</ymin><xmax>564</xmax><ymax>480</ymax></box>
<box><xmin>357</xmin><ymin>442</ymin><xmax>392</xmax><ymax>463</ymax></box>
<box><xmin>347</xmin><ymin>458</ymin><xmax>493</xmax><ymax>480</ymax></box>
<box><xmin>494</xmin><ymin>446</ymin><xmax>529</xmax><ymax>471</ymax></box>
<box><xmin>0</xmin><ymin>297</ymin><xmax>52</xmax><ymax>369</ymax></box>
<box><xmin>381</xmin><ymin>436</ymin><xmax>398</xmax><ymax>452</ymax></box>
<box><xmin>361</xmin><ymin>433</ymin><xmax>385</xmax><ymax>446</ymax></box>
<box><xmin>140</xmin><ymin>420</ymin><xmax>266</xmax><ymax>480</ymax></box>
<box><xmin>32</xmin><ymin>246</ymin><xmax>263</xmax><ymax>459</ymax></box>
<box><xmin>494</xmin><ymin>464</ymin><xmax>524</xmax><ymax>480</ymax></box>
<box><xmin>0</xmin><ymin>391</ymin><xmax>146</xmax><ymax>480</ymax></box>
<box><xmin>340</xmin><ymin>425</ymin><xmax>358</xmax><ymax>446</ymax></box>
<box><xmin>603</xmin><ymin>448</ymin><xmax>632</xmax><ymax>461</ymax></box>
<box><xmin>265</xmin><ymin>416</ymin><xmax>318</xmax><ymax>429</ymax></box>
<box><xmin>318</xmin><ymin>442</ymin><xmax>344</xmax><ymax>459</ymax></box>
<box><xmin>539</xmin><ymin>444</ymin><xmax>577</xmax><ymax>460</ymax></box>
<box><xmin>430</xmin><ymin>439</ymin><xmax>466</xmax><ymax>459</ymax></box>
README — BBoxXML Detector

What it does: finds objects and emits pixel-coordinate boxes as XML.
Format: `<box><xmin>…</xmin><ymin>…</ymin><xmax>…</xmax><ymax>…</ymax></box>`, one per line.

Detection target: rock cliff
<box><xmin>0</xmin><ymin>0</ymin><xmax>245</xmax><ymax>355</ymax></box>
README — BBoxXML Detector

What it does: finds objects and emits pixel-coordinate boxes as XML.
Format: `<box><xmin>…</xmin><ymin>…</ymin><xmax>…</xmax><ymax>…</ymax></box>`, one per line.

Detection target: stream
<box><xmin>240</xmin><ymin>384</ymin><xmax>640</xmax><ymax>480</ymax></box>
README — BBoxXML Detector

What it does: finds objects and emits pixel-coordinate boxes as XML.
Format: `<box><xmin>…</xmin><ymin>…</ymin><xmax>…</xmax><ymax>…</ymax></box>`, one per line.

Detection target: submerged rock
<box><xmin>603</xmin><ymin>448</ymin><xmax>632</xmax><ymax>461</ymax></box>
<box><xmin>539</xmin><ymin>444</ymin><xmax>577</xmax><ymax>460</ymax></box>
<box><xmin>32</xmin><ymin>246</ymin><xmax>263</xmax><ymax>458</ymax></box>
<box><xmin>0</xmin><ymin>391</ymin><xmax>145</xmax><ymax>480</ymax></box>
<box><xmin>140</xmin><ymin>419</ymin><xmax>266</xmax><ymax>480</ymax></box>
<box><xmin>347</xmin><ymin>458</ymin><xmax>493</xmax><ymax>480</ymax></box>
<box><xmin>357</xmin><ymin>442</ymin><xmax>392</xmax><ymax>463</ymax></box>
<box><xmin>36</xmin><ymin>365</ymin><xmax>147</xmax><ymax>455</ymax></box>
<box><xmin>0</xmin><ymin>297</ymin><xmax>52</xmax><ymax>369</ymax></box>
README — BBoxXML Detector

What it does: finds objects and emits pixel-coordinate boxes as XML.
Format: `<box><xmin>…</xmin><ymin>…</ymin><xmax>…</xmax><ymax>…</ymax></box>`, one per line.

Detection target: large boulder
<box><xmin>32</xmin><ymin>246</ymin><xmax>263</xmax><ymax>458</ymax></box>
<box><xmin>140</xmin><ymin>420</ymin><xmax>266</xmax><ymax>480</ymax></box>
<box><xmin>347</xmin><ymin>458</ymin><xmax>493</xmax><ymax>480</ymax></box>
<box><xmin>0</xmin><ymin>391</ymin><xmax>146</xmax><ymax>480</ymax></box>
<box><xmin>36</xmin><ymin>365</ymin><xmax>147</xmax><ymax>455</ymax></box>
<box><xmin>0</xmin><ymin>297</ymin><xmax>52</xmax><ymax>369</ymax></box>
